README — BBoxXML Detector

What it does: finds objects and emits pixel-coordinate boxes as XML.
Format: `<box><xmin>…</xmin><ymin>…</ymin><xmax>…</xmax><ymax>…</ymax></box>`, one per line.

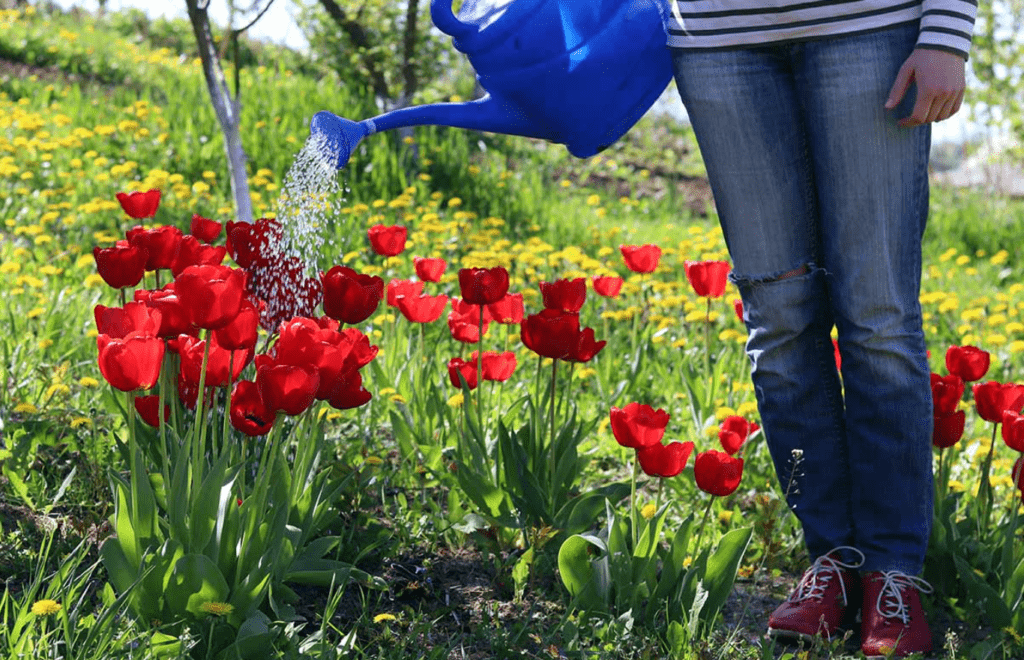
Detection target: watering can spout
<box><xmin>310</xmin><ymin>96</ymin><xmax>549</xmax><ymax>170</ymax></box>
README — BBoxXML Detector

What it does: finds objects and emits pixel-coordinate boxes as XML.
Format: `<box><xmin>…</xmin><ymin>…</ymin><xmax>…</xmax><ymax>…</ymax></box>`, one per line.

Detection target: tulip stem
<box><xmin>548</xmin><ymin>358</ymin><xmax>558</xmax><ymax>504</ymax></box>
<box><xmin>704</xmin><ymin>297</ymin><xmax>712</xmax><ymax>388</ymax></box>
<box><xmin>194</xmin><ymin>330</ymin><xmax>212</xmax><ymax>485</ymax></box>
<box><xmin>978</xmin><ymin>423</ymin><xmax>999</xmax><ymax>537</ymax></box>
<box><xmin>224</xmin><ymin>352</ymin><xmax>234</xmax><ymax>461</ymax></box>
<box><xmin>692</xmin><ymin>496</ymin><xmax>716</xmax><ymax>558</ymax></box>
<box><xmin>477</xmin><ymin>305</ymin><xmax>485</xmax><ymax>439</ymax></box>
<box><xmin>157</xmin><ymin>355</ymin><xmax>170</xmax><ymax>489</ymax></box>
<box><xmin>126</xmin><ymin>390</ymin><xmax>139</xmax><ymax>520</ymax></box>
<box><xmin>629</xmin><ymin>455</ymin><xmax>639</xmax><ymax>548</ymax></box>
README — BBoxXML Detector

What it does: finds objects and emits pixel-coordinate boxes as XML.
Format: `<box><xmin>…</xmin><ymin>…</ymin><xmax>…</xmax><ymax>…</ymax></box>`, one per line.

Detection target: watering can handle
<box><xmin>430</xmin><ymin>0</ymin><xmax>473</xmax><ymax>40</ymax></box>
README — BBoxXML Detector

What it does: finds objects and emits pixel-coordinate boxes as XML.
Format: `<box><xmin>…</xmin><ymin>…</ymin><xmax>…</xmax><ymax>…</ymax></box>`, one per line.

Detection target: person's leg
<box><xmin>795</xmin><ymin>23</ymin><xmax>934</xmax><ymax>577</ymax></box>
<box><xmin>671</xmin><ymin>47</ymin><xmax>855</xmax><ymax>562</ymax></box>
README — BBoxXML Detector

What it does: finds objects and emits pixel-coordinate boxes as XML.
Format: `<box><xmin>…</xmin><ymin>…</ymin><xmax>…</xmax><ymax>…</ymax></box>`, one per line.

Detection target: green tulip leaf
<box><xmin>953</xmin><ymin>553</ymin><xmax>1011</xmax><ymax>628</ymax></box>
<box><xmin>700</xmin><ymin>526</ymin><xmax>753</xmax><ymax>627</ymax></box>
<box><xmin>166</xmin><ymin>553</ymin><xmax>230</xmax><ymax>618</ymax></box>
<box><xmin>558</xmin><ymin>533</ymin><xmax>609</xmax><ymax>611</ymax></box>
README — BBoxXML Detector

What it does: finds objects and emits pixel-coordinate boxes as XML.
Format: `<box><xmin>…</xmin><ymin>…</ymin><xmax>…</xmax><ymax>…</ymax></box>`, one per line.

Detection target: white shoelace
<box><xmin>873</xmin><ymin>571</ymin><xmax>934</xmax><ymax>625</ymax></box>
<box><xmin>787</xmin><ymin>545</ymin><xmax>866</xmax><ymax>607</ymax></box>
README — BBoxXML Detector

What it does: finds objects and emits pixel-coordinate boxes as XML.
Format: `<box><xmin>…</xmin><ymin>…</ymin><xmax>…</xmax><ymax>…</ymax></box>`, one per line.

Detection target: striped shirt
<box><xmin>666</xmin><ymin>0</ymin><xmax>978</xmax><ymax>60</ymax></box>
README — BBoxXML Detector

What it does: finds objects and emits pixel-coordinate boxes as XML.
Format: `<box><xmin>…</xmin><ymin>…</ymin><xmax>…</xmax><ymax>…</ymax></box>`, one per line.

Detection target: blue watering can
<box><xmin>310</xmin><ymin>0</ymin><xmax>673</xmax><ymax>169</ymax></box>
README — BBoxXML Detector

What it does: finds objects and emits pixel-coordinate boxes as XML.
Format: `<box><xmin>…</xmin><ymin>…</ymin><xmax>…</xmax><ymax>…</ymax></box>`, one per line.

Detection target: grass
<box><xmin>0</xmin><ymin>4</ymin><xmax>1023</xmax><ymax>660</ymax></box>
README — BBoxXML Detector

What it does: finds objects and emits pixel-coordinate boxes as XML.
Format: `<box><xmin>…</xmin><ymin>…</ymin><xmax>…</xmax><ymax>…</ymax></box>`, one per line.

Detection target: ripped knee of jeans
<box><xmin>732</xmin><ymin>264</ymin><xmax>812</xmax><ymax>288</ymax></box>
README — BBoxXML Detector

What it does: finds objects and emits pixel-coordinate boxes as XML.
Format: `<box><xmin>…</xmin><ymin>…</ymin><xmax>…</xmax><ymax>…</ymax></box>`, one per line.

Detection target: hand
<box><xmin>885</xmin><ymin>48</ymin><xmax>966</xmax><ymax>128</ymax></box>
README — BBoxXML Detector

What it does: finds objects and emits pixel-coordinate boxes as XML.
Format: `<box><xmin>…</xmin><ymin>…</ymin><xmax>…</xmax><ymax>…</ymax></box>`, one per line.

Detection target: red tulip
<box><xmin>174</xmin><ymin>264</ymin><xmax>247</xmax><ymax>330</ymax></box>
<box><xmin>135</xmin><ymin>287</ymin><xmax>193</xmax><ymax>339</ymax></box>
<box><xmin>127</xmin><ymin>225</ymin><xmax>183</xmax><ymax>272</ymax></box>
<box><xmin>694</xmin><ymin>450</ymin><xmax>744</xmax><ymax>496</ymax></box>
<box><xmin>327</xmin><ymin>370</ymin><xmax>373</xmax><ymax>410</ymax></box>
<box><xmin>1013</xmin><ymin>456</ymin><xmax>1024</xmax><ymax>491</ymax></box>
<box><xmin>733</xmin><ymin>298</ymin><xmax>744</xmax><ymax>322</ymax></box>
<box><xmin>933</xmin><ymin>410</ymin><xmax>966</xmax><ymax>449</ymax></box>
<box><xmin>610</xmin><ymin>402</ymin><xmax>669</xmax><ymax>449</ymax></box>
<box><xmin>592</xmin><ymin>275</ymin><xmax>623</xmax><ymax>298</ymax></box>
<box><xmin>312</xmin><ymin>326</ymin><xmax>378</xmax><ymax>400</ymax></box>
<box><xmin>170</xmin><ymin>235</ymin><xmax>227</xmax><ymax>277</ymax></box>
<box><xmin>449</xmin><ymin>317</ymin><xmax>483</xmax><ymax>343</ymax></box>
<box><xmin>97</xmin><ymin>334</ymin><xmax>164</xmax><ymax>392</ymax></box>
<box><xmin>134</xmin><ymin>395</ymin><xmax>170</xmax><ymax>428</ymax></box>
<box><xmin>321</xmin><ymin>324</ymin><xmax>378</xmax><ymax>372</ymax></box>
<box><xmin>475</xmin><ymin>350</ymin><xmax>517</xmax><ymax>382</ymax></box>
<box><xmin>116</xmin><ymin>189</ymin><xmax>161</xmax><ymax>219</ymax></box>
<box><xmin>172</xmin><ymin>333</ymin><xmax>250</xmax><ymax>389</ymax></box>
<box><xmin>273</xmin><ymin>317</ymin><xmax>325</xmax><ymax>369</ymax></box>
<box><xmin>620</xmin><ymin>244</ymin><xmax>661</xmax><ymax>273</ymax></box>
<box><xmin>520</xmin><ymin>309</ymin><xmax>580</xmax><ymax>360</ymax></box>
<box><xmin>946</xmin><ymin>345</ymin><xmax>991</xmax><ymax>382</ymax></box>
<box><xmin>448</xmin><ymin>298</ymin><xmax>490</xmax><ymax>343</ymax></box>
<box><xmin>367</xmin><ymin>224</ymin><xmax>407</xmax><ymax>257</ymax></box>
<box><xmin>637</xmin><ymin>440</ymin><xmax>695</xmax><ymax>478</ymax></box>
<box><xmin>1002</xmin><ymin>411</ymin><xmax>1024</xmax><ymax>452</ymax></box>
<box><xmin>397</xmin><ymin>293</ymin><xmax>448</xmax><ymax>323</ymax></box>
<box><xmin>321</xmin><ymin>266</ymin><xmax>384</xmax><ymax>324</ymax></box>
<box><xmin>93</xmin><ymin>242</ymin><xmax>147</xmax><ymax>289</ymax></box>
<box><xmin>487</xmin><ymin>292</ymin><xmax>524</xmax><ymax>324</ymax></box>
<box><xmin>930</xmin><ymin>373</ymin><xmax>965</xmax><ymax>416</ymax></box>
<box><xmin>459</xmin><ymin>267</ymin><xmax>510</xmax><ymax>305</ymax></box>
<box><xmin>256</xmin><ymin>356</ymin><xmax>319</xmax><ymax>416</ymax></box>
<box><xmin>386</xmin><ymin>278</ymin><xmax>424</xmax><ymax>307</ymax></box>
<box><xmin>973</xmin><ymin>381</ymin><xmax>1024</xmax><ymax>423</ymax></box>
<box><xmin>190</xmin><ymin>214</ymin><xmax>222</xmax><ymax>243</ymax></box>
<box><xmin>230</xmin><ymin>380</ymin><xmax>276</xmax><ymax>436</ymax></box>
<box><xmin>226</xmin><ymin>218</ymin><xmax>282</xmax><ymax>269</ymax></box>
<box><xmin>214</xmin><ymin>298</ymin><xmax>260</xmax><ymax>351</ymax></box>
<box><xmin>414</xmin><ymin>257</ymin><xmax>446</xmax><ymax>282</ymax></box>
<box><xmin>94</xmin><ymin>301</ymin><xmax>162</xmax><ymax>338</ymax></box>
<box><xmin>448</xmin><ymin>356</ymin><xmax>478</xmax><ymax>390</ymax></box>
<box><xmin>540</xmin><ymin>278</ymin><xmax>586</xmax><ymax>313</ymax></box>
<box><xmin>685</xmin><ymin>260</ymin><xmax>731</xmax><ymax>298</ymax></box>
<box><xmin>566</xmin><ymin>326</ymin><xmax>606</xmax><ymax>363</ymax></box>
<box><xmin>718</xmin><ymin>415</ymin><xmax>760</xmax><ymax>455</ymax></box>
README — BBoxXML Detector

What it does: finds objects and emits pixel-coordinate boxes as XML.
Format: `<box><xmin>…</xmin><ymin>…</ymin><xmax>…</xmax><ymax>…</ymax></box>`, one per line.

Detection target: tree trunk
<box><xmin>184</xmin><ymin>0</ymin><xmax>254</xmax><ymax>225</ymax></box>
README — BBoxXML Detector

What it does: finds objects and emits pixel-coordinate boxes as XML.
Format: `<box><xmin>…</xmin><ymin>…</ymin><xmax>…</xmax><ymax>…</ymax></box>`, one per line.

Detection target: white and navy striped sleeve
<box><xmin>916</xmin><ymin>0</ymin><xmax>977</xmax><ymax>60</ymax></box>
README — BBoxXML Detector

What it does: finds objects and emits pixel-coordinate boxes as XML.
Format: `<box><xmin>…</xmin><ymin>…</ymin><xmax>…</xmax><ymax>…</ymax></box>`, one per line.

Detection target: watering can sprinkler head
<box><xmin>310</xmin><ymin>111</ymin><xmax>371</xmax><ymax>170</ymax></box>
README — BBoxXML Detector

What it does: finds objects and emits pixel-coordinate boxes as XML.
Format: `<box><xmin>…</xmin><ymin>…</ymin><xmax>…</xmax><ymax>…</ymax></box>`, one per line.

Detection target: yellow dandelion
<box><xmin>27</xmin><ymin>307</ymin><xmax>46</xmax><ymax>319</ymax></box>
<box><xmin>31</xmin><ymin>600</ymin><xmax>62</xmax><ymax>616</ymax></box>
<box><xmin>363</xmin><ymin>456</ymin><xmax>384</xmax><ymax>466</ymax></box>
<box><xmin>640</xmin><ymin>502</ymin><xmax>657</xmax><ymax>520</ymax></box>
<box><xmin>70</xmin><ymin>417</ymin><xmax>91</xmax><ymax>428</ymax></box>
<box><xmin>374</xmin><ymin>613</ymin><xmax>397</xmax><ymax>623</ymax></box>
<box><xmin>586</xmin><ymin>194</ymin><xmax>600</xmax><ymax>206</ymax></box>
<box><xmin>45</xmin><ymin>384</ymin><xmax>70</xmax><ymax>398</ymax></box>
<box><xmin>198</xmin><ymin>601</ymin><xmax>234</xmax><ymax>616</ymax></box>
<box><xmin>447</xmin><ymin>393</ymin><xmax>464</xmax><ymax>408</ymax></box>
<box><xmin>14</xmin><ymin>403</ymin><xmax>38</xmax><ymax>414</ymax></box>
<box><xmin>79</xmin><ymin>376</ymin><xmax>100</xmax><ymax>387</ymax></box>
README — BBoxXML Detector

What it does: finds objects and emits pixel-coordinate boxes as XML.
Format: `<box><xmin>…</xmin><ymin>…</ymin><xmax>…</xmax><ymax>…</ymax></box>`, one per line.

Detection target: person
<box><xmin>665</xmin><ymin>0</ymin><xmax>976</xmax><ymax>656</ymax></box>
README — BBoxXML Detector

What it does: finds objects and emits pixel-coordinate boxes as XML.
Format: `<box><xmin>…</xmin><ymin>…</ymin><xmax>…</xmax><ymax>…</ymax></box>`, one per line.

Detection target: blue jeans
<box><xmin>672</xmin><ymin>22</ymin><xmax>933</xmax><ymax>574</ymax></box>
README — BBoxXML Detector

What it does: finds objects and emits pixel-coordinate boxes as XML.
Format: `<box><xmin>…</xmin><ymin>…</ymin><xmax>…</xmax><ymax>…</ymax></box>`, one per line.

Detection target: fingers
<box><xmin>885</xmin><ymin>62</ymin><xmax>913</xmax><ymax>110</ymax></box>
<box><xmin>897</xmin><ymin>87</ymin><xmax>964</xmax><ymax>127</ymax></box>
<box><xmin>890</xmin><ymin>49</ymin><xmax>967</xmax><ymax>127</ymax></box>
